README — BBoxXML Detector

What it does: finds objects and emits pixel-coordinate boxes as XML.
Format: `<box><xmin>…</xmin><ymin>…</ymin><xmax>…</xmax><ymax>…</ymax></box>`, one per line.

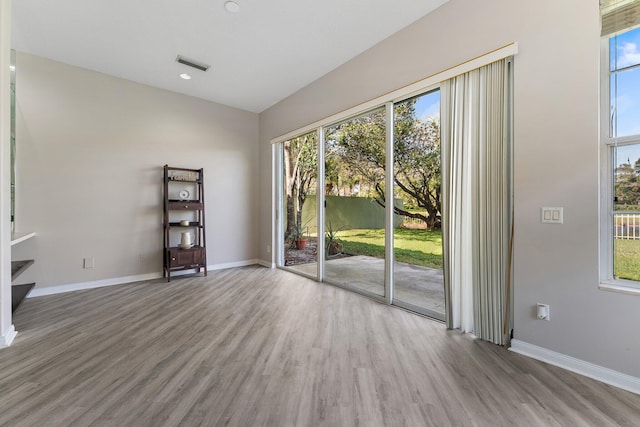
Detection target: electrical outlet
<box><xmin>266</xmin><ymin>245</ymin><xmax>271</xmax><ymax>253</ymax></box>
<box><xmin>536</xmin><ymin>303</ymin><xmax>550</xmax><ymax>321</ymax></box>
<box><xmin>83</xmin><ymin>257</ymin><xmax>95</xmax><ymax>269</ymax></box>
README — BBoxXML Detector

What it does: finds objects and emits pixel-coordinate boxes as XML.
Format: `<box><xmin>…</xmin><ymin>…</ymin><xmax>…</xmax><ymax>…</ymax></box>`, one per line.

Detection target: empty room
<box><xmin>1</xmin><ymin>0</ymin><xmax>640</xmax><ymax>425</ymax></box>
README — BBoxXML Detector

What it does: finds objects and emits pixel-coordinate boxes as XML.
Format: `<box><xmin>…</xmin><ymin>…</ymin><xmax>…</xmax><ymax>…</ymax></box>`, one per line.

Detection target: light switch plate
<box><xmin>541</xmin><ymin>207</ymin><xmax>563</xmax><ymax>224</ymax></box>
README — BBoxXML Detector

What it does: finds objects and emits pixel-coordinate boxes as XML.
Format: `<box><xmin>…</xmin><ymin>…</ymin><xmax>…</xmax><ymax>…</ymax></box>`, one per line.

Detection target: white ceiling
<box><xmin>11</xmin><ymin>0</ymin><xmax>448</xmax><ymax>113</ymax></box>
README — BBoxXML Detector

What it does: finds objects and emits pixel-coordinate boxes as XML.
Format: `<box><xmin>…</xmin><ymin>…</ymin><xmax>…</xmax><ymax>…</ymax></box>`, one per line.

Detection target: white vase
<box><xmin>180</xmin><ymin>232</ymin><xmax>194</xmax><ymax>248</ymax></box>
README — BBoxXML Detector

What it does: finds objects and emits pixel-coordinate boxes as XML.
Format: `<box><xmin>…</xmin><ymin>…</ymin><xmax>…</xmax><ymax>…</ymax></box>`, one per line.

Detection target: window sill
<box><xmin>599</xmin><ymin>281</ymin><xmax>640</xmax><ymax>296</ymax></box>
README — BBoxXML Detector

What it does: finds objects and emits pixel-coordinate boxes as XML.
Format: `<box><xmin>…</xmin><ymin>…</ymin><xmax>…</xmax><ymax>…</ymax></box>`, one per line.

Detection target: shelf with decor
<box><xmin>163</xmin><ymin>165</ymin><xmax>207</xmax><ymax>281</ymax></box>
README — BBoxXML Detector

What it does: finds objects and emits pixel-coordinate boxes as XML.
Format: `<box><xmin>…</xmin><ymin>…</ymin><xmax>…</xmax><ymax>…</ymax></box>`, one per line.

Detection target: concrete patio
<box><xmin>288</xmin><ymin>255</ymin><xmax>445</xmax><ymax>319</ymax></box>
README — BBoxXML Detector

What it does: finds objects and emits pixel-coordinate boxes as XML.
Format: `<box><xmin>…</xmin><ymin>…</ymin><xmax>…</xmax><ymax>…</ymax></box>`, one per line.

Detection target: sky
<box><xmin>413</xmin><ymin>90</ymin><xmax>440</xmax><ymax>121</ymax></box>
<box><xmin>611</xmin><ymin>26</ymin><xmax>640</xmax><ymax>167</ymax></box>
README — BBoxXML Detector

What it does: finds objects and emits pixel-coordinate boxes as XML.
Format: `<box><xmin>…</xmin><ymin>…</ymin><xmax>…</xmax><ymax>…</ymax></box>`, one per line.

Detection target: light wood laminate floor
<box><xmin>1</xmin><ymin>265</ymin><xmax>639</xmax><ymax>426</ymax></box>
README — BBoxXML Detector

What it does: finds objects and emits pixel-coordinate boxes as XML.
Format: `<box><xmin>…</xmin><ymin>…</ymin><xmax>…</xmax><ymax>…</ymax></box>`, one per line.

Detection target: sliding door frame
<box><xmin>384</xmin><ymin>102</ymin><xmax>394</xmax><ymax>304</ymax></box>
<box><xmin>317</xmin><ymin>127</ymin><xmax>325</xmax><ymax>281</ymax></box>
<box><xmin>271</xmin><ymin>43</ymin><xmax>518</xmax><ymax>311</ymax></box>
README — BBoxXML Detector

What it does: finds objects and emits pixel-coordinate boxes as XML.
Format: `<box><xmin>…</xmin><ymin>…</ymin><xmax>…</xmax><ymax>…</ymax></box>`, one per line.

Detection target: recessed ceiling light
<box><xmin>179</xmin><ymin>73</ymin><xmax>192</xmax><ymax>80</ymax></box>
<box><xmin>224</xmin><ymin>1</ymin><xmax>240</xmax><ymax>13</ymax></box>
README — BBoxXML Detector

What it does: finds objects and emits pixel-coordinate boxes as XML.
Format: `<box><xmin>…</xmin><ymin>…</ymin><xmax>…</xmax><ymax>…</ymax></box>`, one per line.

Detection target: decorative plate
<box><xmin>179</xmin><ymin>189</ymin><xmax>190</xmax><ymax>200</ymax></box>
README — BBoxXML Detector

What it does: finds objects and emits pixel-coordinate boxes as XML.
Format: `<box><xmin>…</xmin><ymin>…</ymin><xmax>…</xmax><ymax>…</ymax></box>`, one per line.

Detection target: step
<box><xmin>12</xmin><ymin>283</ymin><xmax>35</xmax><ymax>313</ymax></box>
<box><xmin>11</xmin><ymin>259</ymin><xmax>35</xmax><ymax>282</ymax></box>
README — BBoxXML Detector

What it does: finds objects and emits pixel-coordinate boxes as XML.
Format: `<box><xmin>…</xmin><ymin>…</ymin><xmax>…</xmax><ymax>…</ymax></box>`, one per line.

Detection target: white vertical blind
<box><xmin>441</xmin><ymin>58</ymin><xmax>513</xmax><ymax>345</ymax></box>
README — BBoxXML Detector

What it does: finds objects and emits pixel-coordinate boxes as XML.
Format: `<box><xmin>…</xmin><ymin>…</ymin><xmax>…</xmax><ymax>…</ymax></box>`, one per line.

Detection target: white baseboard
<box><xmin>207</xmin><ymin>259</ymin><xmax>260</xmax><ymax>271</ymax></box>
<box><xmin>0</xmin><ymin>325</ymin><xmax>17</xmax><ymax>348</ymax></box>
<box><xmin>510</xmin><ymin>339</ymin><xmax>640</xmax><ymax>396</ymax></box>
<box><xmin>27</xmin><ymin>259</ymin><xmax>261</xmax><ymax>298</ymax></box>
<box><xmin>28</xmin><ymin>272</ymin><xmax>162</xmax><ymax>298</ymax></box>
<box><xmin>257</xmin><ymin>259</ymin><xmax>275</xmax><ymax>268</ymax></box>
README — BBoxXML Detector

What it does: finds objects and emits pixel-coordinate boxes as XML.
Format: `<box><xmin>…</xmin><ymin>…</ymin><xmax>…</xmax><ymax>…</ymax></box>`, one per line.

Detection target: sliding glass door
<box><xmin>278</xmin><ymin>131</ymin><xmax>318</xmax><ymax>278</ymax></box>
<box><xmin>275</xmin><ymin>90</ymin><xmax>445</xmax><ymax>320</ymax></box>
<box><xmin>323</xmin><ymin>108</ymin><xmax>386</xmax><ymax>297</ymax></box>
<box><xmin>392</xmin><ymin>90</ymin><xmax>445</xmax><ymax>320</ymax></box>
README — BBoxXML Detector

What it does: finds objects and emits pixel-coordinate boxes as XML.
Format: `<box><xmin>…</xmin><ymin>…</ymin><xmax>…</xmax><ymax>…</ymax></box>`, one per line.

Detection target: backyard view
<box><xmin>340</xmin><ymin>228</ymin><xmax>443</xmax><ymax>269</ymax></box>
<box><xmin>281</xmin><ymin>90</ymin><xmax>445</xmax><ymax>318</ymax></box>
<box><xmin>282</xmin><ymin>131</ymin><xmax>318</xmax><ymax>270</ymax></box>
<box><xmin>615</xmin><ymin>239</ymin><xmax>640</xmax><ymax>281</ymax></box>
<box><xmin>613</xmin><ymin>144</ymin><xmax>640</xmax><ymax>282</ymax></box>
<box><xmin>610</xmin><ymin>27</ymin><xmax>640</xmax><ymax>282</ymax></box>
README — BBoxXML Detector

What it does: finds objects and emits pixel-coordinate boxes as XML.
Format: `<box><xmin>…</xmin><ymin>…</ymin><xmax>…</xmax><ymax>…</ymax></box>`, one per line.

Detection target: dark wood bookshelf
<box><xmin>163</xmin><ymin>165</ymin><xmax>207</xmax><ymax>281</ymax></box>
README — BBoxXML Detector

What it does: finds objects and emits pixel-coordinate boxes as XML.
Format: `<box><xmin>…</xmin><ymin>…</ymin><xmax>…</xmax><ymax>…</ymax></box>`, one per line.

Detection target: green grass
<box><xmin>339</xmin><ymin>231</ymin><xmax>640</xmax><ymax>282</ymax></box>
<box><xmin>338</xmin><ymin>228</ymin><xmax>443</xmax><ymax>269</ymax></box>
<box><xmin>614</xmin><ymin>239</ymin><xmax>640</xmax><ymax>282</ymax></box>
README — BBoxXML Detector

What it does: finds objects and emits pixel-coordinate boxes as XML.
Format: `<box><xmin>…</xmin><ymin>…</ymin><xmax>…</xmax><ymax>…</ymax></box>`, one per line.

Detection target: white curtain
<box><xmin>441</xmin><ymin>57</ymin><xmax>513</xmax><ymax>345</ymax></box>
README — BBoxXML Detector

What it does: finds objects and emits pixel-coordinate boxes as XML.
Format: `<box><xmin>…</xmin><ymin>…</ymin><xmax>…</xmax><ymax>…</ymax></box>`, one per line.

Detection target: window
<box><xmin>602</xmin><ymin>21</ymin><xmax>640</xmax><ymax>287</ymax></box>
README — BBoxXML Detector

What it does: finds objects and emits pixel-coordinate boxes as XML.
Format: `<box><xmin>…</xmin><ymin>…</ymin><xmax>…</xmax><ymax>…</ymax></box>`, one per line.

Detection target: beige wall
<box><xmin>0</xmin><ymin>0</ymin><xmax>14</xmax><ymax>345</ymax></box>
<box><xmin>15</xmin><ymin>53</ymin><xmax>259</xmax><ymax>288</ymax></box>
<box><xmin>259</xmin><ymin>0</ymin><xmax>640</xmax><ymax>378</ymax></box>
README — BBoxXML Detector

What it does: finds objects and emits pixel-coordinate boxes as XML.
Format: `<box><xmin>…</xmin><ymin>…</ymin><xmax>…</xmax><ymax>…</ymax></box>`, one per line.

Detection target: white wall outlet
<box><xmin>536</xmin><ymin>303</ymin><xmax>550</xmax><ymax>321</ymax></box>
<box><xmin>541</xmin><ymin>207</ymin><xmax>563</xmax><ymax>224</ymax></box>
<box><xmin>83</xmin><ymin>257</ymin><xmax>95</xmax><ymax>269</ymax></box>
<box><xmin>266</xmin><ymin>245</ymin><xmax>271</xmax><ymax>253</ymax></box>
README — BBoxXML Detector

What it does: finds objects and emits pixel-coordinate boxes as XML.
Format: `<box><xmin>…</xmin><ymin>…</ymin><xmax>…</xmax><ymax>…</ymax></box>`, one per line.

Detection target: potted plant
<box><xmin>292</xmin><ymin>221</ymin><xmax>309</xmax><ymax>250</ymax></box>
<box><xmin>325</xmin><ymin>221</ymin><xmax>344</xmax><ymax>257</ymax></box>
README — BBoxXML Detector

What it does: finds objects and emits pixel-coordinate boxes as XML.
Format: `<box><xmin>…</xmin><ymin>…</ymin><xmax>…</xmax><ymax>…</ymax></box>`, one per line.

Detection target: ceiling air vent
<box><xmin>175</xmin><ymin>55</ymin><xmax>210</xmax><ymax>72</ymax></box>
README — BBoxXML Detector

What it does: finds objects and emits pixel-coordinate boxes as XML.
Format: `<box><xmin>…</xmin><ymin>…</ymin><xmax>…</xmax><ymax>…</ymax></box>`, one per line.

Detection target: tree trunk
<box><xmin>373</xmin><ymin>182</ymin><xmax>442</xmax><ymax>230</ymax></box>
<box><xmin>284</xmin><ymin>144</ymin><xmax>296</xmax><ymax>240</ymax></box>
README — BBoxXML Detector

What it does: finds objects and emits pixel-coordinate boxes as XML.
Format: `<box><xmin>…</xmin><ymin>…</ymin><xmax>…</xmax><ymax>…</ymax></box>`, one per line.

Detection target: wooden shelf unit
<box><xmin>163</xmin><ymin>165</ymin><xmax>207</xmax><ymax>281</ymax></box>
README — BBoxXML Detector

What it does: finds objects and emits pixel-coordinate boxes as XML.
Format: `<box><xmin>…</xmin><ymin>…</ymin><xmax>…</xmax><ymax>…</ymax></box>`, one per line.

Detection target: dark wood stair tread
<box><xmin>11</xmin><ymin>259</ymin><xmax>35</xmax><ymax>282</ymax></box>
<box><xmin>12</xmin><ymin>283</ymin><xmax>35</xmax><ymax>313</ymax></box>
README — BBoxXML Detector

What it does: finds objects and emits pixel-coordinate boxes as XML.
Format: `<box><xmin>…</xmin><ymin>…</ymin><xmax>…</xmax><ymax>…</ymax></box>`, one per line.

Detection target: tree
<box><xmin>615</xmin><ymin>157</ymin><xmax>640</xmax><ymax>210</ymax></box>
<box><xmin>326</xmin><ymin>100</ymin><xmax>442</xmax><ymax>230</ymax></box>
<box><xmin>283</xmin><ymin>132</ymin><xmax>317</xmax><ymax>240</ymax></box>
<box><xmin>325</xmin><ymin>111</ymin><xmax>385</xmax><ymax>198</ymax></box>
<box><xmin>393</xmin><ymin>102</ymin><xmax>441</xmax><ymax>230</ymax></box>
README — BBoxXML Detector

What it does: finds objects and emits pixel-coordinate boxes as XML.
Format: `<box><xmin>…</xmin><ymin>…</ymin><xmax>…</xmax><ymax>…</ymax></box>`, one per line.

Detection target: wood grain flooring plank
<box><xmin>0</xmin><ymin>266</ymin><xmax>639</xmax><ymax>426</ymax></box>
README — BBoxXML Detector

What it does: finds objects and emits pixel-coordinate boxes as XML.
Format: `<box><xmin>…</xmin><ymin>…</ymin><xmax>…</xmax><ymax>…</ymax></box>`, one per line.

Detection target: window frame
<box><xmin>599</xmin><ymin>31</ymin><xmax>640</xmax><ymax>293</ymax></box>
